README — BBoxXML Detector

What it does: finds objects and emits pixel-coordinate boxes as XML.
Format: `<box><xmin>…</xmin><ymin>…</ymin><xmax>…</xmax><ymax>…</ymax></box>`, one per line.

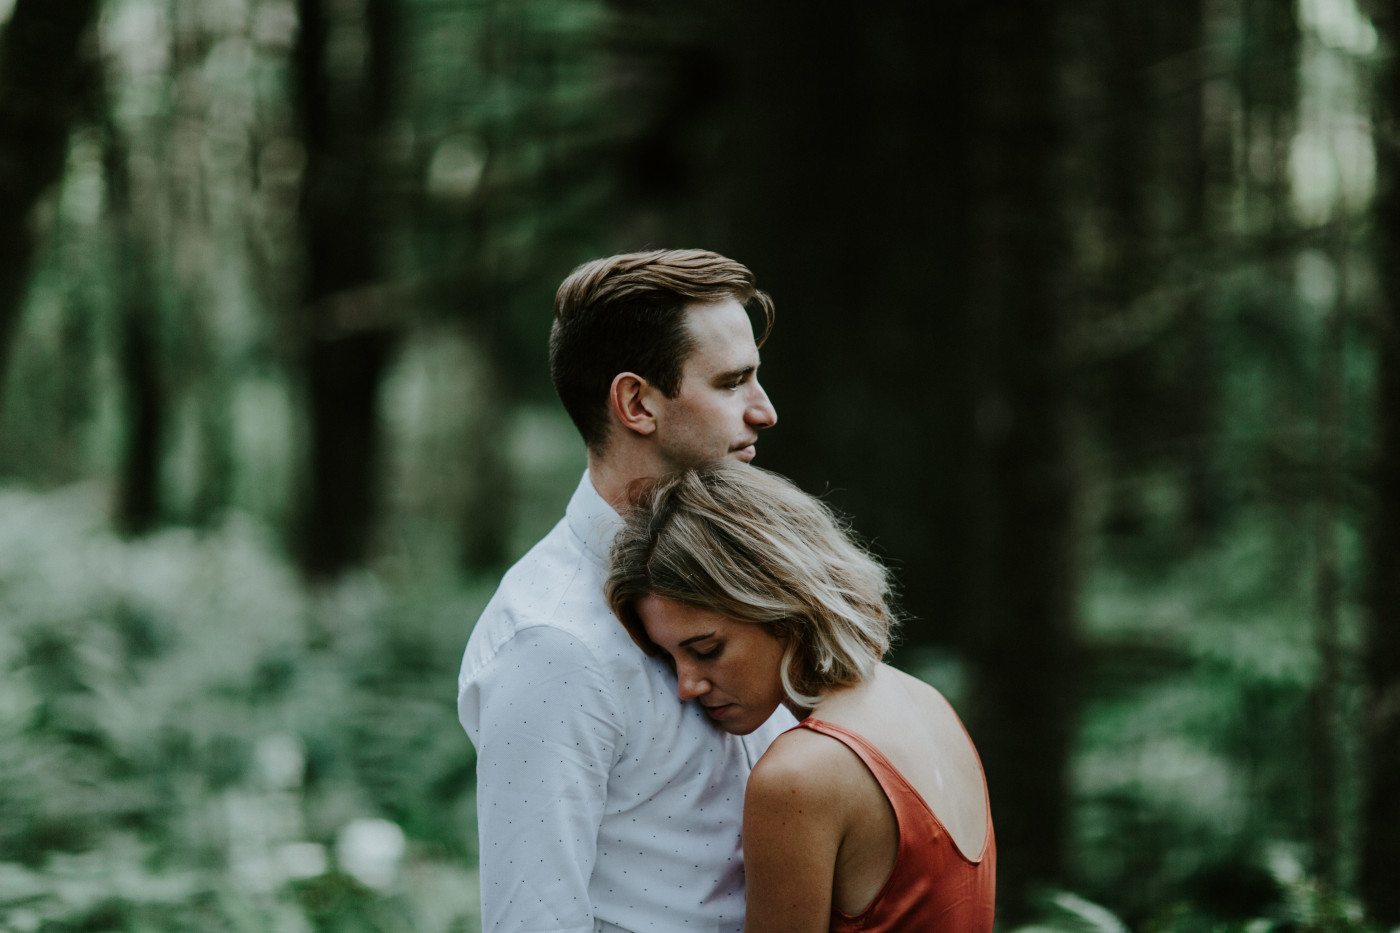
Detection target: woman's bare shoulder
<box><xmin>748</xmin><ymin>724</ymin><xmax>874</xmax><ymax>804</ymax></box>
<box><xmin>885</xmin><ymin>663</ymin><xmax>946</xmax><ymax>704</ymax></box>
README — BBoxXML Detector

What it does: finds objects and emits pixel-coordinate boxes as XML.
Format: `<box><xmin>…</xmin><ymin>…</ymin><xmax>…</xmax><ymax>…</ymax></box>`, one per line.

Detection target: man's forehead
<box><xmin>679</xmin><ymin>299</ymin><xmax>757</xmax><ymax>352</ymax></box>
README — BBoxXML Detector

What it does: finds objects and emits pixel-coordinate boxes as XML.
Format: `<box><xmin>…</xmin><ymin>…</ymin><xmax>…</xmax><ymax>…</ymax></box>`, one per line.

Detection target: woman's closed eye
<box><xmin>690</xmin><ymin>644</ymin><xmax>723</xmax><ymax>662</ymax></box>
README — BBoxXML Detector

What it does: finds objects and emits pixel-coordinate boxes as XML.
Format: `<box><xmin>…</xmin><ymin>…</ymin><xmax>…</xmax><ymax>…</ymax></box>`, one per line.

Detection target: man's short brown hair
<box><xmin>549</xmin><ymin>249</ymin><xmax>774</xmax><ymax>450</ymax></box>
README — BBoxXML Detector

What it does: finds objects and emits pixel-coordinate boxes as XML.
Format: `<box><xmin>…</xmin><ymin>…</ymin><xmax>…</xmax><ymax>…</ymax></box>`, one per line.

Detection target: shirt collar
<box><xmin>566</xmin><ymin>470</ymin><xmax>623</xmax><ymax>569</ymax></box>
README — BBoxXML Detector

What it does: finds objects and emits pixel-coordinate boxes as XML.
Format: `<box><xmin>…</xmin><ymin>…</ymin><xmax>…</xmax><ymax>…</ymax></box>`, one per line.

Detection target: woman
<box><xmin>606</xmin><ymin>465</ymin><xmax>995</xmax><ymax>933</ymax></box>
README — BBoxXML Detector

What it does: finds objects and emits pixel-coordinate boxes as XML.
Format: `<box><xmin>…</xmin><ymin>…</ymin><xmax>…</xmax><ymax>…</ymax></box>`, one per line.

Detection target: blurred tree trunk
<box><xmin>961</xmin><ymin>0</ymin><xmax>1078</xmax><ymax>920</ymax></box>
<box><xmin>1240</xmin><ymin>0</ymin><xmax>1299</xmax><ymax>237</ymax></box>
<box><xmin>698</xmin><ymin>4</ymin><xmax>1075</xmax><ymax>914</ymax></box>
<box><xmin>105</xmin><ymin>120</ymin><xmax>166</xmax><ymax>537</ymax></box>
<box><xmin>1168</xmin><ymin>0</ymin><xmax>1219</xmax><ymax>541</ymax></box>
<box><xmin>456</xmin><ymin>309</ymin><xmax>514</xmax><ymax>572</ymax></box>
<box><xmin>1146</xmin><ymin>0</ymin><xmax>1221</xmax><ymax>544</ymax></box>
<box><xmin>445</xmin><ymin>12</ymin><xmax>520</xmax><ymax>572</ymax></box>
<box><xmin>1308</xmin><ymin>226</ymin><xmax>1347</xmax><ymax>889</ymax></box>
<box><xmin>703</xmin><ymin>0</ymin><xmax>979</xmax><ymax>650</ymax></box>
<box><xmin>170</xmin><ymin>1</ymin><xmax>234</xmax><ymax>530</ymax></box>
<box><xmin>293</xmin><ymin>0</ymin><xmax>400</xmax><ymax>579</ymax></box>
<box><xmin>1361</xmin><ymin>0</ymin><xmax>1400</xmax><ymax>921</ymax></box>
<box><xmin>1090</xmin><ymin>0</ymin><xmax>1154</xmax><ymax>538</ymax></box>
<box><xmin>0</xmin><ymin>0</ymin><xmax>99</xmax><ymax>402</ymax></box>
<box><xmin>1240</xmin><ymin>0</ymin><xmax>1303</xmax><ymax>522</ymax></box>
<box><xmin>1176</xmin><ymin>39</ymin><xmax>1220</xmax><ymax>540</ymax></box>
<box><xmin>1076</xmin><ymin>0</ymin><xmax>1221</xmax><ymax>545</ymax></box>
<box><xmin>115</xmin><ymin>300</ymin><xmax>164</xmax><ymax>535</ymax></box>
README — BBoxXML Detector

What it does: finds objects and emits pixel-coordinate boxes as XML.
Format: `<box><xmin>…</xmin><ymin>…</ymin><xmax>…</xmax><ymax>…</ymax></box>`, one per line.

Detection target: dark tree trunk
<box><xmin>962</xmin><ymin>0</ymin><xmax>1078</xmax><ymax>920</ymax></box>
<box><xmin>101</xmin><ymin>104</ymin><xmax>168</xmax><ymax>537</ymax></box>
<box><xmin>292</xmin><ymin>0</ymin><xmax>400</xmax><ymax>579</ymax></box>
<box><xmin>1091</xmin><ymin>1</ymin><xmax>1154</xmax><ymax>541</ymax></box>
<box><xmin>1171</xmin><ymin>0</ymin><xmax>1220</xmax><ymax>541</ymax></box>
<box><xmin>703</xmin><ymin>0</ymin><xmax>979</xmax><ymax>651</ymax></box>
<box><xmin>651</xmin><ymin>4</ymin><xmax>1077</xmax><ymax>913</ymax></box>
<box><xmin>1240</xmin><ymin>0</ymin><xmax>1300</xmax><ymax>236</ymax></box>
<box><xmin>115</xmin><ymin>301</ymin><xmax>164</xmax><ymax>535</ymax></box>
<box><xmin>457</xmin><ymin>317</ymin><xmax>515</xmax><ymax>573</ymax></box>
<box><xmin>1075</xmin><ymin>0</ymin><xmax>1222</xmax><ymax>546</ymax></box>
<box><xmin>1360</xmin><ymin>0</ymin><xmax>1400</xmax><ymax>920</ymax></box>
<box><xmin>0</xmin><ymin>0</ymin><xmax>100</xmax><ymax>400</ymax></box>
<box><xmin>1308</xmin><ymin>225</ymin><xmax>1347</xmax><ymax>888</ymax></box>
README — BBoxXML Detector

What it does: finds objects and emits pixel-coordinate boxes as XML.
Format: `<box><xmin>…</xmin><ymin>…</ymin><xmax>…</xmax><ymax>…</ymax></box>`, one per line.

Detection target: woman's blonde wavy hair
<box><xmin>605</xmin><ymin>464</ymin><xmax>899</xmax><ymax>708</ymax></box>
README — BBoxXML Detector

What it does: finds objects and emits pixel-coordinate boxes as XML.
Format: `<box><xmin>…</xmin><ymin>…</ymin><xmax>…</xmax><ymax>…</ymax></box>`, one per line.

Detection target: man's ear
<box><xmin>609</xmin><ymin>372</ymin><xmax>658</xmax><ymax>437</ymax></box>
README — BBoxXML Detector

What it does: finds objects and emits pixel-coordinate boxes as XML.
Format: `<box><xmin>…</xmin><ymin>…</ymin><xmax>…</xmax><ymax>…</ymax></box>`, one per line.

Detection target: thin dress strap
<box><xmin>795</xmin><ymin>717</ymin><xmax>991</xmax><ymax>864</ymax></box>
<box><xmin>791</xmin><ymin>717</ymin><xmax>997</xmax><ymax>932</ymax></box>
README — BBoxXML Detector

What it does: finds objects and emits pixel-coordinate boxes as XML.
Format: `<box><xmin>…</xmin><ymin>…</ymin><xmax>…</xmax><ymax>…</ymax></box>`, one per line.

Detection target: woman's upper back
<box><xmin>814</xmin><ymin>664</ymin><xmax>990</xmax><ymax>860</ymax></box>
<box><xmin>744</xmin><ymin>664</ymin><xmax>994</xmax><ymax>932</ymax></box>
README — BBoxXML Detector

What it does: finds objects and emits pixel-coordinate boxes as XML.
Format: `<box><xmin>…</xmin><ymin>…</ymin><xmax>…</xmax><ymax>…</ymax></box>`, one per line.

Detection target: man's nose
<box><xmin>676</xmin><ymin>664</ymin><xmax>710</xmax><ymax>702</ymax></box>
<box><xmin>747</xmin><ymin>381</ymin><xmax>777</xmax><ymax>429</ymax></box>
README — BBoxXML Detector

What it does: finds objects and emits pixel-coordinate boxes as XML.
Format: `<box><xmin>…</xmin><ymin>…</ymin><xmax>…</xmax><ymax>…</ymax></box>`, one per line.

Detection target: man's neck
<box><xmin>586</xmin><ymin>445</ymin><xmax>664</xmax><ymax>512</ymax></box>
<box><xmin>590</xmin><ymin>451</ymin><xmax>649</xmax><ymax>509</ymax></box>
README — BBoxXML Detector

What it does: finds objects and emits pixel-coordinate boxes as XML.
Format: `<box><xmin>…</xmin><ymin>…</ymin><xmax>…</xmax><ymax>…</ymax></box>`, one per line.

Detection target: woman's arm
<box><xmin>742</xmin><ymin>735</ymin><xmax>849</xmax><ymax>933</ymax></box>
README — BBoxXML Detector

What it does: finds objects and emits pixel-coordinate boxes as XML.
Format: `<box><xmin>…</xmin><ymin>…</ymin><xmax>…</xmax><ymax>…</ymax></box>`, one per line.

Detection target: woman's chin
<box><xmin>703</xmin><ymin>704</ymin><xmax>752</xmax><ymax>734</ymax></box>
<box><xmin>703</xmin><ymin>702</ymin><xmax>781</xmax><ymax>735</ymax></box>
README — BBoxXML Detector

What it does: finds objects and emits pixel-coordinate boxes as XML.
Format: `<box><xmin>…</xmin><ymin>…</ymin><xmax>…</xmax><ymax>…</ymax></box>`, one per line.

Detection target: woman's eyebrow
<box><xmin>679</xmin><ymin>632</ymin><xmax>717</xmax><ymax>647</ymax></box>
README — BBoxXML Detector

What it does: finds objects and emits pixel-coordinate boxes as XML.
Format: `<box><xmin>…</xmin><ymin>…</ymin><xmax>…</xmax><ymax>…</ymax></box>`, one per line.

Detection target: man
<box><xmin>457</xmin><ymin>249</ymin><xmax>795</xmax><ymax>933</ymax></box>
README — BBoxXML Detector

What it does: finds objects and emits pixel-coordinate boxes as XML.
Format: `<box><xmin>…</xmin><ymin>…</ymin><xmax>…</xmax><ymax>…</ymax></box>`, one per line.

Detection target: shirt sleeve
<box><xmin>465</xmin><ymin>624</ymin><xmax>625</xmax><ymax>933</ymax></box>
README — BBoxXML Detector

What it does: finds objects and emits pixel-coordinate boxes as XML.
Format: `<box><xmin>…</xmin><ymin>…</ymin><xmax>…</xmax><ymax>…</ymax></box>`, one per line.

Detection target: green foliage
<box><xmin>1069</xmin><ymin>512</ymin><xmax>1369</xmax><ymax>928</ymax></box>
<box><xmin>1011</xmin><ymin>865</ymin><xmax>1377</xmax><ymax>933</ymax></box>
<box><xmin>0</xmin><ymin>484</ymin><xmax>486</xmax><ymax>932</ymax></box>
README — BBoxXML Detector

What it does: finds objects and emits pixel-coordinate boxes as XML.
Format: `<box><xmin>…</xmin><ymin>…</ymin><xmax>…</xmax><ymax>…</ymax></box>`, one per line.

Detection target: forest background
<box><xmin>2</xmin><ymin>0</ymin><xmax>1399</xmax><ymax>931</ymax></box>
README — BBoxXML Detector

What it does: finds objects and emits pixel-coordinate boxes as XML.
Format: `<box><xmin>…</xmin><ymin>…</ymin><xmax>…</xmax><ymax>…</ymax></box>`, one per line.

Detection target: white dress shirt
<box><xmin>458</xmin><ymin>472</ymin><xmax>795</xmax><ymax>933</ymax></box>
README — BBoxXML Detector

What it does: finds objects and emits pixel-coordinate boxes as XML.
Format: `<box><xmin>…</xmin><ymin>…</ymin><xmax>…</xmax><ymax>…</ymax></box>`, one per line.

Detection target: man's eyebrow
<box><xmin>713</xmin><ymin>364</ymin><xmax>756</xmax><ymax>384</ymax></box>
<box><xmin>679</xmin><ymin>632</ymin><xmax>717</xmax><ymax>647</ymax></box>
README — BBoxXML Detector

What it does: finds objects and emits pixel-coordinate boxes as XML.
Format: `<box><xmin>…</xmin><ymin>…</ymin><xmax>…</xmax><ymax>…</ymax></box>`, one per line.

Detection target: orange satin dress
<box><xmin>795</xmin><ymin>718</ymin><xmax>996</xmax><ymax>933</ymax></box>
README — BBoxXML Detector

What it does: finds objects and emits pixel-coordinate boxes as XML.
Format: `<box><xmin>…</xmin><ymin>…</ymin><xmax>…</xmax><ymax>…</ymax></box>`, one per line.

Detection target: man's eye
<box><xmin>722</xmin><ymin>373</ymin><xmax>751</xmax><ymax>390</ymax></box>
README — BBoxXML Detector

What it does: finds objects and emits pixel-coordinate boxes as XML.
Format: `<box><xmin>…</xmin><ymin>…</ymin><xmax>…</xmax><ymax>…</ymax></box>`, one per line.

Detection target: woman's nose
<box><xmin>677</xmin><ymin>664</ymin><xmax>710</xmax><ymax>702</ymax></box>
